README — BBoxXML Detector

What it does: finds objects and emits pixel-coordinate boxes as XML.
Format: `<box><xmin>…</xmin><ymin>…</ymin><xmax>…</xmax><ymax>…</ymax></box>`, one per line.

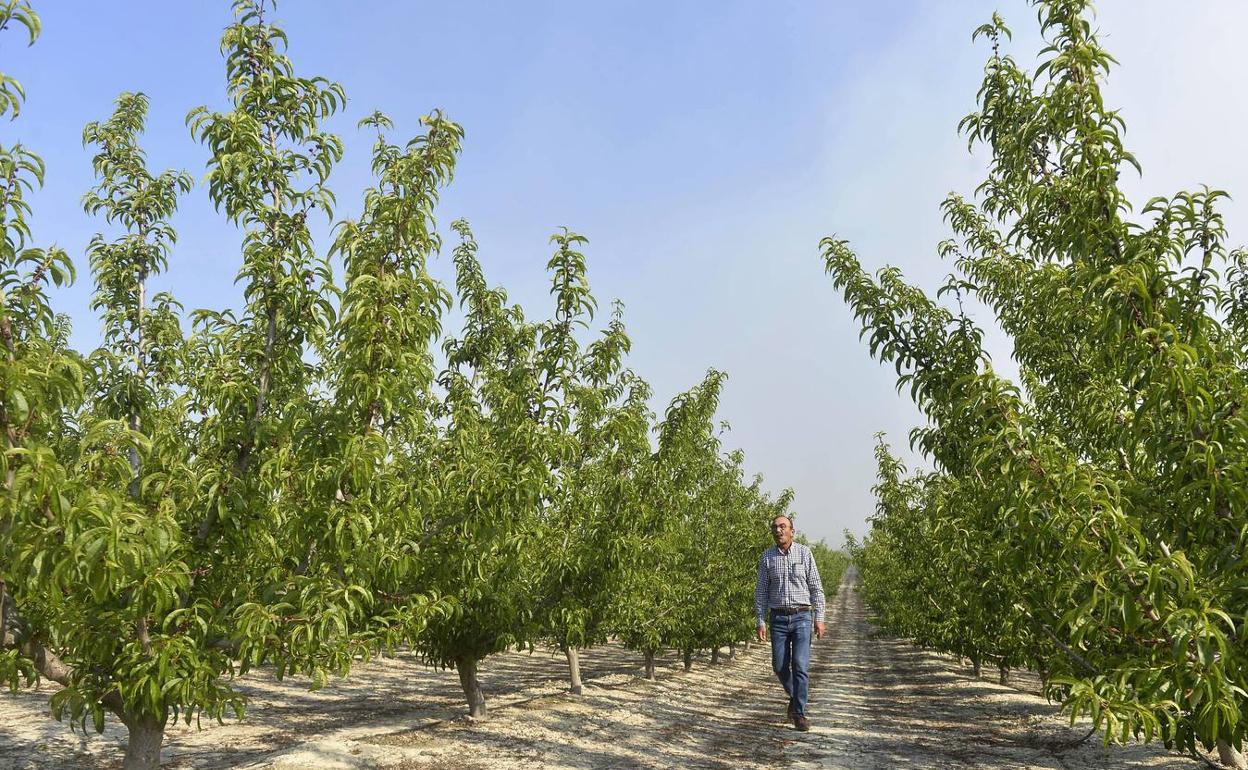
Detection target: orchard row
<box><xmin>829</xmin><ymin>1</ymin><xmax>1248</xmax><ymax>767</ymax></box>
<box><xmin>0</xmin><ymin>3</ymin><xmax>844</xmax><ymax>769</ymax></box>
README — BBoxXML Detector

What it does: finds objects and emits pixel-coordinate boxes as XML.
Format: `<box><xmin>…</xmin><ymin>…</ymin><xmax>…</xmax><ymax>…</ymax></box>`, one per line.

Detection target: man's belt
<box><xmin>770</xmin><ymin>605</ymin><xmax>811</xmax><ymax>615</ymax></box>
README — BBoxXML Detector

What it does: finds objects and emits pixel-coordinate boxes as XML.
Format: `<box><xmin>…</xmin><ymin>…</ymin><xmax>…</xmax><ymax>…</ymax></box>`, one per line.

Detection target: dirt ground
<box><xmin>1</xmin><ymin>572</ymin><xmax>1217</xmax><ymax>769</ymax></box>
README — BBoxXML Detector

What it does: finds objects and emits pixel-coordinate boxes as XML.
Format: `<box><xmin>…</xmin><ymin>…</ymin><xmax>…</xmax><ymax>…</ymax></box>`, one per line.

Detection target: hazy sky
<box><xmin>12</xmin><ymin>2</ymin><xmax>1248</xmax><ymax>546</ymax></box>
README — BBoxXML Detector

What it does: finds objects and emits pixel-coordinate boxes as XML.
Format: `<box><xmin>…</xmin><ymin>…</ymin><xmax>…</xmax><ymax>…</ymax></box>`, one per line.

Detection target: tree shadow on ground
<box><xmin>0</xmin><ymin>641</ymin><xmax>756</xmax><ymax>769</ymax></box>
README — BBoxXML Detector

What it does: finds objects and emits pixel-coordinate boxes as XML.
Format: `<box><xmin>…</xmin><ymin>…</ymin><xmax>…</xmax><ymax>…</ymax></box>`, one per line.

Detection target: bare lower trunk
<box><xmin>682</xmin><ymin>648</ymin><xmax>692</xmax><ymax>672</ymax></box>
<box><xmin>122</xmin><ymin>712</ymin><xmax>165</xmax><ymax>770</ymax></box>
<box><xmin>728</xmin><ymin>642</ymin><xmax>736</xmax><ymax>659</ymax></box>
<box><xmin>456</xmin><ymin>655</ymin><xmax>487</xmax><ymax>718</ymax></box>
<box><xmin>564</xmin><ymin>646</ymin><xmax>583</xmax><ymax>696</ymax></box>
<box><xmin>1218</xmin><ymin>739</ymin><xmax>1248</xmax><ymax>769</ymax></box>
<box><xmin>711</xmin><ymin>647</ymin><xmax>720</xmax><ymax>665</ymax></box>
<box><xmin>972</xmin><ymin>657</ymin><xmax>982</xmax><ymax>678</ymax></box>
<box><xmin>998</xmin><ymin>664</ymin><xmax>1010</xmax><ymax>686</ymax></box>
<box><xmin>644</xmin><ymin>651</ymin><xmax>656</xmax><ymax>681</ymax></box>
<box><xmin>743</xmin><ymin>638</ymin><xmax>752</xmax><ymax>653</ymax></box>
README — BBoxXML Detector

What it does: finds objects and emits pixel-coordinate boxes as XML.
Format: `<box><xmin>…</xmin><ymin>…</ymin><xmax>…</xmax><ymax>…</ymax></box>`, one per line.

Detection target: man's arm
<box><xmin>807</xmin><ymin>548</ymin><xmax>827</xmax><ymax>638</ymax></box>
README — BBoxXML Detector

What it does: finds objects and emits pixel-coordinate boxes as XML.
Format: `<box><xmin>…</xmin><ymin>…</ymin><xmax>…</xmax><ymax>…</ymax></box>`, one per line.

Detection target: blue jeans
<box><xmin>770</xmin><ymin>610</ymin><xmax>812</xmax><ymax>717</ymax></box>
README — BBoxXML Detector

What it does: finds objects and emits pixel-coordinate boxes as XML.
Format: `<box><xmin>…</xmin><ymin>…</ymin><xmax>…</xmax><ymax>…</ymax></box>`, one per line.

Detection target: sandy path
<box><xmin>0</xmin><ymin>571</ymin><xmax>1215</xmax><ymax>769</ymax></box>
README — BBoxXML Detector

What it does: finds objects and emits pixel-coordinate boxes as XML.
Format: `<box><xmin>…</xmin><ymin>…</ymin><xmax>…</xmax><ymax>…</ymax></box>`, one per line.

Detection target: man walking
<box><xmin>755</xmin><ymin>514</ymin><xmax>826</xmax><ymax>731</ymax></box>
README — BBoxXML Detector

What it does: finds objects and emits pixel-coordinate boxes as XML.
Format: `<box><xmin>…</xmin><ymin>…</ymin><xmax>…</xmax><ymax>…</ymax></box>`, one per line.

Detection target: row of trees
<box><xmin>0</xmin><ymin>3</ymin><xmax>840</xmax><ymax>769</ymax></box>
<box><xmin>830</xmin><ymin>1</ymin><xmax>1248</xmax><ymax>767</ymax></box>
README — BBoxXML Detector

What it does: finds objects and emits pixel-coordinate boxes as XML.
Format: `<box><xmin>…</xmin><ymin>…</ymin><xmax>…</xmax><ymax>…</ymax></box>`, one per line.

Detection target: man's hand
<box><xmin>815</xmin><ymin>621</ymin><xmax>827</xmax><ymax>640</ymax></box>
<box><xmin>757</xmin><ymin>624</ymin><xmax>768</xmax><ymax>642</ymax></box>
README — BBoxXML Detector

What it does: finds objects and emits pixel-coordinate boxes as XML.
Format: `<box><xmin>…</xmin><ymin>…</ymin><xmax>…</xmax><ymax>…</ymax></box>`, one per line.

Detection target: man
<box><xmin>755</xmin><ymin>514</ymin><xmax>826</xmax><ymax>731</ymax></box>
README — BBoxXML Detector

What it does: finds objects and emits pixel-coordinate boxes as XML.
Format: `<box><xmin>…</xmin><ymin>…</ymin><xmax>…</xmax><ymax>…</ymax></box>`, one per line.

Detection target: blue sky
<box><xmin>11</xmin><ymin>2</ymin><xmax>1248</xmax><ymax>545</ymax></box>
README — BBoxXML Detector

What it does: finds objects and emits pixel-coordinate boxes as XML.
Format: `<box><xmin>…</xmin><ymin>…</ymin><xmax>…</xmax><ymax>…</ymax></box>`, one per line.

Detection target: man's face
<box><xmin>771</xmin><ymin>517</ymin><xmax>794</xmax><ymax>549</ymax></box>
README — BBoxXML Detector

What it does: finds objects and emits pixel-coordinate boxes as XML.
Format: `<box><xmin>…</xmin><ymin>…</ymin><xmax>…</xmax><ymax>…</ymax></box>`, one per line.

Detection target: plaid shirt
<box><xmin>755</xmin><ymin>542</ymin><xmax>826</xmax><ymax>625</ymax></box>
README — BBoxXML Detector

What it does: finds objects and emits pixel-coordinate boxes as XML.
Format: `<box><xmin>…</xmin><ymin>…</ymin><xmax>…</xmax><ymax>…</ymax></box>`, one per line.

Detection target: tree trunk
<box><xmin>998</xmin><ymin>664</ymin><xmax>1009</xmax><ymax>686</ymax></box>
<box><xmin>743</xmin><ymin>638</ymin><xmax>752</xmax><ymax>653</ymax></box>
<box><xmin>728</xmin><ymin>642</ymin><xmax>736</xmax><ymax>659</ymax></box>
<box><xmin>456</xmin><ymin>655</ymin><xmax>488</xmax><ymax>718</ymax></box>
<box><xmin>1218</xmin><ymin>739</ymin><xmax>1248</xmax><ymax>769</ymax></box>
<box><xmin>564</xmin><ymin>646</ymin><xmax>583</xmax><ymax>696</ymax></box>
<box><xmin>682</xmin><ymin>648</ymin><xmax>692</xmax><ymax>672</ymax></box>
<box><xmin>122</xmin><ymin>712</ymin><xmax>165</xmax><ymax>770</ymax></box>
<box><xmin>972</xmin><ymin>656</ymin><xmax>982</xmax><ymax>678</ymax></box>
<box><xmin>711</xmin><ymin>647</ymin><xmax>720</xmax><ymax>665</ymax></box>
<box><xmin>644</xmin><ymin>651</ymin><xmax>656</xmax><ymax>681</ymax></box>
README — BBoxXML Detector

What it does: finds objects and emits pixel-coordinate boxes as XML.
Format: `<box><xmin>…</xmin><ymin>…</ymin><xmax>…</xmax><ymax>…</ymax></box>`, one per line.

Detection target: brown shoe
<box><xmin>794</xmin><ymin>715</ymin><xmax>811</xmax><ymax>732</ymax></box>
<box><xmin>786</xmin><ymin>700</ymin><xmax>796</xmax><ymax>720</ymax></box>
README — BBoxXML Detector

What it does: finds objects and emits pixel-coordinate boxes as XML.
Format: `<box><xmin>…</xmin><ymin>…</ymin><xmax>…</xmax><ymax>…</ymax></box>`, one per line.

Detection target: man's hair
<box><xmin>771</xmin><ymin>514</ymin><xmax>794</xmax><ymax>528</ymax></box>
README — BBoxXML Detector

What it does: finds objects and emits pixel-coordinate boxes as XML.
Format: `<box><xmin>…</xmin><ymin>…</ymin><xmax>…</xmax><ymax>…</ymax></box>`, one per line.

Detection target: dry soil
<box><xmin>0</xmin><ymin>572</ymin><xmax>1216</xmax><ymax>769</ymax></box>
